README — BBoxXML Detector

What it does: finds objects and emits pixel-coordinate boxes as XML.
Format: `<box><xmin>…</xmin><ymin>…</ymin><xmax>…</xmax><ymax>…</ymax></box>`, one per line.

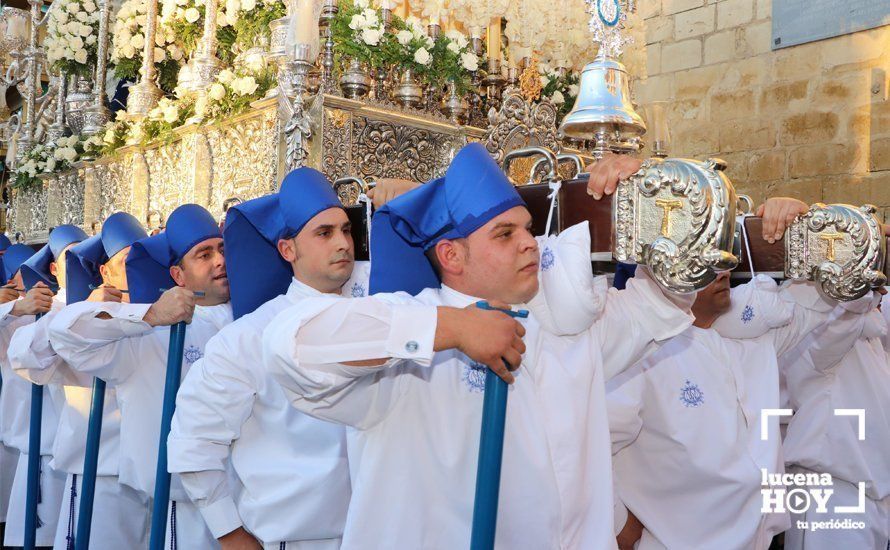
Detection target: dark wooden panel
<box><xmin>346</xmin><ymin>205</ymin><xmax>370</xmax><ymax>261</ymax></box>
<box><xmin>516</xmin><ymin>176</ymin><xmax>612</xmax><ymax>253</ymax></box>
<box><xmin>737</xmin><ymin>217</ymin><xmax>785</xmax><ymax>273</ymax></box>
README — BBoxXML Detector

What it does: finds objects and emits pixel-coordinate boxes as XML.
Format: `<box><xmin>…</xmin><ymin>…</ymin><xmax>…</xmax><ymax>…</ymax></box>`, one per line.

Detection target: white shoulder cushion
<box><xmin>527</xmin><ymin>222</ymin><xmax>606</xmax><ymax>336</ymax></box>
<box><xmin>711</xmin><ymin>274</ymin><xmax>794</xmax><ymax>339</ymax></box>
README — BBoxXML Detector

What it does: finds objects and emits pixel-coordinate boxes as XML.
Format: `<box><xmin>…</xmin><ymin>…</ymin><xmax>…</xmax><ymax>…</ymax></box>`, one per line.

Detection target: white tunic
<box><xmin>606</xmin><ymin>282</ymin><xmax>864</xmax><ymax>550</ymax></box>
<box><xmin>781</xmin><ymin>296</ymin><xmax>890</xmax><ymax>502</ymax></box>
<box><xmin>261</xmin><ymin>269</ymin><xmax>694</xmax><ymax>550</ymax></box>
<box><xmin>0</xmin><ymin>298</ymin><xmax>59</xmax><ymax>455</ymax></box>
<box><xmin>9</xmin><ymin>295</ymin><xmax>148</xmax><ymax>549</ymax></box>
<box><xmin>46</xmin><ymin>300</ymin><xmax>233</xmax><ymax>501</ymax></box>
<box><xmin>9</xmin><ymin>301</ymin><xmax>122</xmax><ymax>477</ymax></box>
<box><xmin>0</xmin><ymin>296</ymin><xmax>66</xmax><ymax>546</ymax></box>
<box><xmin>169</xmin><ymin>278</ymin><xmax>351</xmax><ymax>548</ymax></box>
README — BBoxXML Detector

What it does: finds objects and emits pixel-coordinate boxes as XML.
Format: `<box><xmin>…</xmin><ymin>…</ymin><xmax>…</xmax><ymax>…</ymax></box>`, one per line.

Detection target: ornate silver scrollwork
<box><xmin>502</xmin><ymin>146</ymin><xmax>559</xmax><ymax>185</ymax></box>
<box><xmin>785</xmin><ymin>203</ymin><xmax>887</xmax><ymax>301</ymax></box>
<box><xmin>616</xmin><ymin>157</ymin><xmax>739</xmax><ymax>293</ymax></box>
<box><xmin>484</xmin><ymin>90</ymin><xmax>559</xmax><ymax>165</ymax></box>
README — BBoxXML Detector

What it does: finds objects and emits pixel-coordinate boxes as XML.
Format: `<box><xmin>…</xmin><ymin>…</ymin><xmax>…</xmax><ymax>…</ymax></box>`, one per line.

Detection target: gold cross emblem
<box><xmin>818</xmin><ymin>232</ymin><xmax>845</xmax><ymax>262</ymax></box>
<box><xmin>655</xmin><ymin>198</ymin><xmax>684</xmax><ymax>238</ymax></box>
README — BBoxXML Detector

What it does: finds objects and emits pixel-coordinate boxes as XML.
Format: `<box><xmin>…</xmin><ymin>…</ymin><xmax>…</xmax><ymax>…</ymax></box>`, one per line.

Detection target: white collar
<box><xmin>437</xmin><ymin>284</ymin><xmax>486</xmax><ymax>309</ymax></box>
<box><xmin>285</xmin><ymin>277</ymin><xmax>338</xmax><ymax>303</ymax></box>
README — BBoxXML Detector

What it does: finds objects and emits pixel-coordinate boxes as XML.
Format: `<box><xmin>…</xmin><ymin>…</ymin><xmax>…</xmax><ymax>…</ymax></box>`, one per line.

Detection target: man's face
<box><xmin>50</xmin><ymin>243</ymin><xmax>77</xmax><ymax>290</ymax></box>
<box><xmin>692</xmin><ymin>271</ymin><xmax>732</xmax><ymax>319</ymax></box>
<box><xmin>9</xmin><ymin>271</ymin><xmax>22</xmax><ymax>290</ymax></box>
<box><xmin>437</xmin><ymin>206</ymin><xmax>540</xmax><ymax>305</ymax></box>
<box><xmin>100</xmin><ymin>246</ymin><xmax>130</xmax><ymax>302</ymax></box>
<box><xmin>170</xmin><ymin>237</ymin><xmax>229</xmax><ymax>305</ymax></box>
<box><xmin>278</xmin><ymin>207</ymin><xmax>354</xmax><ymax>294</ymax></box>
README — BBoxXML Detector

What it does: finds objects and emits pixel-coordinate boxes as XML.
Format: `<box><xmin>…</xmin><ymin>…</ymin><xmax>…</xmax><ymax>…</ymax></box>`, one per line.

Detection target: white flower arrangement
<box><xmin>160</xmin><ymin>0</ymin><xmax>237</xmax><ymax>61</ymax></box>
<box><xmin>12</xmin><ymin>135</ymin><xmax>100</xmax><ymax>191</ymax></box>
<box><xmin>349</xmin><ymin>7</ymin><xmax>385</xmax><ymax>47</ymax></box>
<box><xmin>45</xmin><ymin>0</ymin><xmax>100</xmax><ymax>76</ymax></box>
<box><xmin>112</xmin><ymin>0</ymin><xmax>184</xmax><ymax>93</ymax></box>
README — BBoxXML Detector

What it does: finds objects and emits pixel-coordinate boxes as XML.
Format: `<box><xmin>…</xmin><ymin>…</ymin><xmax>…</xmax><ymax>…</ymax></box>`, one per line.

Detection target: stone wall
<box><xmin>627</xmin><ymin>0</ymin><xmax>890</xmax><ymax>219</ymax></box>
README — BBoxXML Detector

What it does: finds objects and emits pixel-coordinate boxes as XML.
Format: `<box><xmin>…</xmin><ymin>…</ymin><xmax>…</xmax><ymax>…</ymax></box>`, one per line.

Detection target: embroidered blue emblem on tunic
<box><xmin>741</xmin><ymin>305</ymin><xmax>755</xmax><ymax>324</ymax></box>
<box><xmin>462</xmin><ymin>361</ymin><xmax>487</xmax><ymax>393</ymax></box>
<box><xmin>680</xmin><ymin>379</ymin><xmax>704</xmax><ymax>407</ymax></box>
<box><xmin>183</xmin><ymin>345</ymin><xmax>203</xmax><ymax>365</ymax></box>
<box><xmin>351</xmin><ymin>282</ymin><xmax>366</xmax><ymax>297</ymax></box>
<box><xmin>541</xmin><ymin>247</ymin><xmax>555</xmax><ymax>271</ymax></box>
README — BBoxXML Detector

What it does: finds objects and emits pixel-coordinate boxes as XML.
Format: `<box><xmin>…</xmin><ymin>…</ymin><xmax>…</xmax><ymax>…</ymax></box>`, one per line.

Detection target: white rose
<box><xmin>170</xmin><ymin>45</ymin><xmax>183</xmax><ymax>61</ymax></box>
<box><xmin>446</xmin><ymin>41</ymin><xmax>460</xmax><ymax>54</ymax></box>
<box><xmin>78</xmin><ymin>23</ymin><xmax>93</xmax><ymax>37</ymax></box>
<box><xmin>396</xmin><ymin>30</ymin><xmax>412</xmax><ymax>45</ymax></box>
<box><xmin>154</xmin><ymin>47</ymin><xmax>166</xmax><ymax>61</ymax></box>
<box><xmin>551</xmin><ymin>90</ymin><xmax>565</xmax><ymax>105</ymax></box>
<box><xmin>413</xmin><ymin>47</ymin><xmax>431</xmax><ymax>66</ymax></box>
<box><xmin>460</xmin><ymin>51</ymin><xmax>478</xmax><ymax>71</ymax></box>
<box><xmin>424</xmin><ymin>36</ymin><xmax>433</xmax><ymax>49</ymax></box>
<box><xmin>162</xmin><ymin>105</ymin><xmax>179</xmax><ymax>123</ymax></box>
<box><xmin>74</xmin><ymin>48</ymin><xmax>88</xmax><ymax>64</ymax></box>
<box><xmin>86</xmin><ymin>34</ymin><xmax>96</xmax><ymax>45</ymax></box>
<box><xmin>76</xmin><ymin>10</ymin><xmax>89</xmax><ymax>22</ymax></box>
<box><xmin>69</xmin><ymin>35</ymin><xmax>83</xmax><ymax>49</ymax></box>
<box><xmin>184</xmin><ymin>7</ymin><xmax>200</xmax><ymax>23</ymax></box>
<box><xmin>233</xmin><ymin>75</ymin><xmax>257</xmax><ymax>95</ymax></box>
<box><xmin>361</xmin><ymin>8</ymin><xmax>378</xmax><ymax>24</ymax></box>
<box><xmin>122</xmin><ymin>44</ymin><xmax>136</xmax><ymax>58</ymax></box>
<box><xmin>568</xmin><ymin>84</ymin><xmax>579</xmax><ymax>97</ymax></box>
<box><xmin>103</xmin><ymin>129</ymin><xmax>115</xmax><ymax>144</ymax></box>
<box><xmin>130</xmin><ymin>33</ymin><xmax>144</xmax><ymax>48</ymax></box>
<box><xmin>217</xmin><ymin>69</ymin><xmax>234</xmax><ymax>83</ymax></box>
<box><xmin>46</xmin><ymin>157</ymin><xmax>57</xmax><ymax>171</ymax></box>
<box><xmin>241</xmin><ymin>0</ymin><xmax>255</xmax><ymax>10</ymax></box>
<box><xmin>361</xmin><ymin>27</ymin><xmax>381</xmax><ymax>46</ymax></box>
<box><xmin>349</xmin><ymin>14</ymin><xmax>366</xmax><ymax>30</ymax></box>
<box><xmin>209</xmin><ymin>82</ymin><xmax>226</xmax><ymax>100</ymax></box>
<box><xmin>220</xmin><ymin>11</ymin><xmax>232</xmax><ymax>25</ymax></box>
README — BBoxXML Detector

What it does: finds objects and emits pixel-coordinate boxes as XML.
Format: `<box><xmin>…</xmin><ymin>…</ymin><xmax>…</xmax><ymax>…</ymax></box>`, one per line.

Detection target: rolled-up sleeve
<box><xmin>595</xmin><ymin>267</ymin><xmax>696</xmax><ymax>380</ymax></box>
<box><xmin>263</xmin><ymin>295</ymin><xmax>437</xmax><ymax>429</ymax></box>
<box><xmin>48</xmin><ymin>301</ymin><xmax>153</xmax><ymax>383</ymax></box>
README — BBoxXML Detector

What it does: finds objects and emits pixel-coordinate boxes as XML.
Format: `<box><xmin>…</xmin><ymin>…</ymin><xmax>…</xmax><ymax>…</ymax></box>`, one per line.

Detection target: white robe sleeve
<box><xmin>262</xmin><ymin>295</ymin><xmax>437</xmax><ymax>429</ymax></box>
<box><xmin>0</xmin><ymin>299</ymin><xmax>19</xmax><ymax>328</ymax></box>
<box><xmin>770</xmin><ymin>282</ymin><xmax>873</xmax><ymax>357</ymax></box>
<box><xmin>47</xmin><ymin>300</ymin><xmax>153</xmax><ymax>384</ymax></box>
<box><xmin>605</xmin><ymin>372</ymin><xmax>646</xmax><ymax>455</ymax></box>
<box><xmin>0</xmin><ymin>301</ymin><xmax>33</xmax><ymax>363</ymax></box>
<box><xmin>595</xmin><ymin>267</ymin><xmax>696</xmax><ymax>381</ymax></box>
<box><xmin>803</xmin><ymin>296</ymin><xmax>881</xmax><ymax>373</ymax></box>
<box><xmin>9</xmin><ymin>311</ymin><xmax>94</xmax><ymax>387</ymax></box>
<box><xmin>168</xmin><ymin>330</ymin><xmax>260</xmax><ymax>539</ymax></box>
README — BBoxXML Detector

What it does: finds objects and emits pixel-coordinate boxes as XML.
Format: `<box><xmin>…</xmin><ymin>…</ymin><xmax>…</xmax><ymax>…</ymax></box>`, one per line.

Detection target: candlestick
<box><xmin>126</xmin><ymin>0</ymin><xmax>163</xmax><ymax>115</ymax></box>
<box><xmin>82</xmin><ymin>0</ymin><xmax>111</xmax><ymax>135</ymax></box>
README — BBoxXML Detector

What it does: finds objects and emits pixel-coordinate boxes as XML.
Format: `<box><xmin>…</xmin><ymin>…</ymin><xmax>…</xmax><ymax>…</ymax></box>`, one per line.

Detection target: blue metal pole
<box><xmin>23</xmin><ymin>312</ymin><xmax>44</xmax><ymax>550</ymax></box>
<box><xmin>469</xmin><ymin>301</ymin><xmax>528</xmax><ymax>550</ymax></box>
<box><xmin>74</xmin><ymin>377</ymin><xmax>106</xmax><ymax>550</ymax></box>
<box><xmin>148</xmin><ymin>321</ymin><xmax>187</xmax><ymax>550</ymax></box>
